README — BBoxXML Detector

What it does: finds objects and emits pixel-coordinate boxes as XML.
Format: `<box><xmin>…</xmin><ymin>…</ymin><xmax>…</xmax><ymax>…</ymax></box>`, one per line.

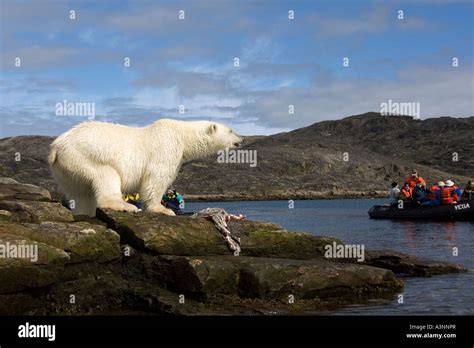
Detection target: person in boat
<box><xmin>461</xmin><ymin>181</ymin><xmax>473</xmax><ymax>201</ymax></box>
<box><xmin>400</xmin><ymin>182</ymin><xmax>413</xmax><ymax>201</ymax></box>
<box><xmin>411</xmin><ymin>182</ymin><xmax>430</xmax><ymax>204</ymax></box>
<box><xmin>161</xmin><ymin>189</ymin><xmax>185</xmax><ymax>215</ymax></box>
<box><xmin>421</xmin><ymin>181</ymin><xmax>444</xmax><ymax>206</ymax></box>
<box><xmin>450</xmin><ymin>180</ymin><xmax>463</xmax><ymax>201</ymax></box>
<box><xmin>405</xmin><ymin>170</ymin><xmax>425</xmax><ymax>189</ymax></box>
<box><xmin>389</xmin><ymin>182</ymin><xmax>400</xmax><ymax>206</ymax></box>
<box><xmin>441</xmin><ymin>180</ymin><xmax>459</xmax><ymax>205</ymax></box>
<box><xmin>123</xmin><ymin>192</ymin><xmax>142</xmax><ymax>209</ymax></box>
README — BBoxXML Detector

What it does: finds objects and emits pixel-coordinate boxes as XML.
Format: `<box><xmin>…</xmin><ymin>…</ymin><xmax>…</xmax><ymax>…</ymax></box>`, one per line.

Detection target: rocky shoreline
<box><xmin>185</xmin><ymin>190</ymin><xmax>388</xmax><ymax>202</ymax></box>
<box><xmin>0</xmin><ymin>177</ymin><xmax>466</xmax><ymax>315</ymax></box>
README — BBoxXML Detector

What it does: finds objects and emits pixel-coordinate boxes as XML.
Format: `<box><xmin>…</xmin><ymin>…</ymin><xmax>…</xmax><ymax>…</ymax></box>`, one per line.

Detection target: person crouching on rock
<box><xmin>123</xmin><ymin>192</ymin><xmax>142</xmax><ymax>210</ymax></box>
<box><xmin>161</xmin><ymin>189</ymin><xmax>185</xmax><ymax>215</ymax></box>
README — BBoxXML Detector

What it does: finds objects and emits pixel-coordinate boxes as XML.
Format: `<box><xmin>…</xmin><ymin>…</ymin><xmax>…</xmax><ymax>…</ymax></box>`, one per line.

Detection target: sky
<box><xmin>0</xmin><ymin>0</ymin><xmax>473</xmax><ymax>137</ymax></box>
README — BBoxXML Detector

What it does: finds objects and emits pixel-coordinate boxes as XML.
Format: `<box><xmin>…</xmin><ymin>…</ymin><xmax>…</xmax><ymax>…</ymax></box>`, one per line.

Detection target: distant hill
<box><xmin>302</xmin><ymin>112</ymin><xmax>473</xmax><ymax>176</ymax></box>
<box><xmin>1</xmin><ymin>113</ymin><xmax>472</xmax><ymax>200</ymax></box>
<box><xmin>174</xmin><ymin>113</ymin><xmax>473</xmax><ymax>199</ymax></box>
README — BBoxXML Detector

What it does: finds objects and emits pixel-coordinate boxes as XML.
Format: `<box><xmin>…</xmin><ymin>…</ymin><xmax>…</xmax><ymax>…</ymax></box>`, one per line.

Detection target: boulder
<box><xmin>151</xmin><ymin>255</ymin><xmax>404</xmax><ymax>303</ymax></box>
<box><xmin>98</xmin><ymin>209</ymin><xmax>231</xmax><ymax>255</ymax></box>
<box><xmin>0</xmin><ymin>233</ymin><xmax>69</xmax><ymax>294</ymax></box>
<box><xmin>230</xmin><ymin>219</ymin><xmax>339</xmax><ymax>259</ymax></box>
<box><xmin>0</xmin><ymin>200</ymin><xmax>74</xmax><ymax>223</ymax></box>
<box><xmin>0</xmin><ymin>177</ymin><xmax>51</xmax><ymax>202</ymax></box>
<box><xmin>0</xmin><ymin>221</ymin><xmax>121</xmax><ymax>264</ymax></box>
<box><xmin>363</xmin><ymin>250</ymin><xmax>466</xmax><ymax>277</ymax></box>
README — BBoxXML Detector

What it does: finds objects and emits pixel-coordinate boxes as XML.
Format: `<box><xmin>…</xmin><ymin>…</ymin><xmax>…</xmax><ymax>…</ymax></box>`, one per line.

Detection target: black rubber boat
<box><xmin>368</xmin><ymin>199</ymin><xmax>474</xmax><ymax>220</ymax></box>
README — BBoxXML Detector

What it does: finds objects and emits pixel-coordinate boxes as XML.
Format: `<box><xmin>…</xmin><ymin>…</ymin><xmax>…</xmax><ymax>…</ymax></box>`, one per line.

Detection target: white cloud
<box><xmin>243</xmin><ymin>64</ymin><xmax>473</xmax><ymax>129</ymax></box>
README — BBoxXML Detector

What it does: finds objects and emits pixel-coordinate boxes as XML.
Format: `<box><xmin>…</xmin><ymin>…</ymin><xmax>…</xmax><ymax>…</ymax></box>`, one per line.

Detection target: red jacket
<box><xmin>427</xmin><ymin>185</ymin><xmax>440</xmax><ymax>201</ymax></box>
<box><xmin>405</xmin><ymin>176</ymin><xmax>425</xmax><ymax>188</ymax></box>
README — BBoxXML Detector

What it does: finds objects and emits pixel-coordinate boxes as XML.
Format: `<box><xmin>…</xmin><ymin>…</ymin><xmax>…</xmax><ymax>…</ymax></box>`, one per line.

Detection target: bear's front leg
<box><xmin>140</xmin><ymin>168</ymin><xmax>178</xmax><ymax>216</ymax></box>
<box><xmin>147</xmin><ymin>203</ymin><xmax>176</xmax><ymax>216</ymax></box>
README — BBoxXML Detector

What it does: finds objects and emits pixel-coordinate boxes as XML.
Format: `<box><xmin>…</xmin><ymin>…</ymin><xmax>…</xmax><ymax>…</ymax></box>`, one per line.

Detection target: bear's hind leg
<box><xmin>51</xmin><ymin>166</ymin><xmax>97</xmax><ymax>216</ymax></box>
<box><xmin>93</xmin><ymin>167</ymin><xmax>139</xmax><ymax>213</ymax></box>
<box><xmin>71</xmin><ymin>194</ymin><xmax>97</xmax><ymax>216</ymax></box>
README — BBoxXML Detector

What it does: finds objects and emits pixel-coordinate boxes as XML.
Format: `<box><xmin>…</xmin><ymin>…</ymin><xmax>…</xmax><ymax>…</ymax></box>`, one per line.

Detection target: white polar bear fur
<box><xmin>49</xmin><ymin>119</ymin><xmax>242</xmax><ymax>216</ymax></box>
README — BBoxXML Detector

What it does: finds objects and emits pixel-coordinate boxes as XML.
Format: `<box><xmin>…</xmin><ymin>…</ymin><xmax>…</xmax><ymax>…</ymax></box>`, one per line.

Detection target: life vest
<box><xmin>427</xmin><ymin>186</ymin><xmax>439</xmax><ymax>201</ymax></box>
<box><xmin>441</xmin><ymin>187</ymin><xmax>456</xmax><ymax>204</ymax></box>
<box><xmin>401</xmin><ymin>187</ymin><xmax>412</xmax><ymax>200</ymax></box>
<box><xmin>124</xmin><ymin>192</ymin><xmax>140</xmax><ymax>202</ymax></box>
<box><xmin>405</xmin><ymin>176</ymin><xmax>425</xmax><ymax>188</ymax></box>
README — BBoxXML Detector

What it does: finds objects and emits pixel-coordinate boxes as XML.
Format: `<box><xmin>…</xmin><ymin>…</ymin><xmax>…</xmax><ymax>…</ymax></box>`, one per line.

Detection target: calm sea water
<box><xmin>187</xmin><ymin>199</ymin><xmax>474</xmax><ymax>315</ymax></box>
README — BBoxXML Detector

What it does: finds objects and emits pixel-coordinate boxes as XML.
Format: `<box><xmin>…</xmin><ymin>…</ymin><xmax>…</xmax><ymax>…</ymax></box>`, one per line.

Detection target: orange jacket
<box><xmin>405</xmin><ymin>175</ymin><xmax>425</xmax><ymax>188</ymax></box>
<box><xmin>441</xmin><ymin>187</ymin><xmax>458</xmax><ymax>204</ymax></box>
<box><xmin>401</xmin><ymin>187</ymin><xmax>412</xmax><ymax>200</ymax></box>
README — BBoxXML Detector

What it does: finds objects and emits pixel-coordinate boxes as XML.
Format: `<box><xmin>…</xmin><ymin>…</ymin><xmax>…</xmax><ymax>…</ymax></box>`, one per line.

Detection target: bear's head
<box><xmin>184</xmin><ymin>121</ymin><xmax>243</xmax><ymax>161</ymax></box>
<box><xmin>204</xmin><ymin>122</ymin><xmax>243</xmax><ymax>150</ymax></box>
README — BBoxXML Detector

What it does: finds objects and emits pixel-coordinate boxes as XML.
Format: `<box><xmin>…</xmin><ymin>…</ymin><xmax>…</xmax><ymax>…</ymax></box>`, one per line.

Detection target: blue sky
<box><xmin>0</xmin><ymin>0</ymin><xmax>473</xmax><ymax>137</ymax></box>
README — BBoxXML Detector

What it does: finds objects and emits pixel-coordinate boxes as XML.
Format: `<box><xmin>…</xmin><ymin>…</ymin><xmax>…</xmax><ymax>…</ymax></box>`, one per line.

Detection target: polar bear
<box><xmin>49</xmin><ymin>119</ymin><xmax>242</xmax><ymax>216</ymax></box>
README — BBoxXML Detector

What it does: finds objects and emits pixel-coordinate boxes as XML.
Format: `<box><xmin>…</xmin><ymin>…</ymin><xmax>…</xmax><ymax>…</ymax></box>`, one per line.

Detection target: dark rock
<box><xmin>0</xmin><ymin>221</ymin><xmax>121</xmax><ymax>264</ymax></box>
<box><xmin>0</xmin><ymin>177</ymin><xmax>51</xmax><ymax>202</ymax></box>
<box><xmin>363</xmin><ymin>250</ymin><xmax>466</xmax><ymax>277</ymax></box>
<box><xmin>0</xmin><ymin>200</ymin><xmax>74</xmax><ymax>223</ymax></box>
<box><xmin>151</xmin><ymin>255</ymin><xmax>403</xmax><ymax>302</ymax></box>
<box><xmin>0</xmin><ymin>233</ymin><xmax>69</xmax><ymax>294</ymax></box>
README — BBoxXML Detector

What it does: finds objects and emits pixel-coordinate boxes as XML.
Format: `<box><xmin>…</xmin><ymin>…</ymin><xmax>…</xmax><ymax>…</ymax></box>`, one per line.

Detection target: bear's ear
<box><xmin>206</xmin><ymin>124</ymin><xmax>217</xmax><ymax>135</ymax></box>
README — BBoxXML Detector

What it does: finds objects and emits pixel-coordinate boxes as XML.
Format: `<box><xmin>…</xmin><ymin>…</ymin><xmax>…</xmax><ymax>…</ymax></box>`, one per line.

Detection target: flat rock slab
<box><xmin>98</xmin><ymin>209</ymin><xmax>231</xmax><ymax>255</ymax></box>
<box><xmin>97</xmin><ymin>209</ymin><xmax>341</xmax><ymax>259</ymax></box>
<box><xmin>152</xmin><ymin>255</ymin><xmax>404</xmax><ymax>303</ymax></box>
<box><xmin>0</xmin><ymin>200</ymin><xmax>74</xmax><ymax>223</ymax></box>
<box><xmin>0</xmin><ymin>221</ymin><xmax>121</xmax><ymax>264</ymax></box>
<box><xmin>229</xmin><ymin>220</ymin><xmax>340</xmax><ymax>259</ymax></box>
<box><xmin>0</xmin><ymin>177</ymin><xmax>51</xmax><ymax>202</ymax></box>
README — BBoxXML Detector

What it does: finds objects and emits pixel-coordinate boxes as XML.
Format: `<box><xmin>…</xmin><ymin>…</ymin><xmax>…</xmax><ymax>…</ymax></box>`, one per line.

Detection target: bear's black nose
<box><xmin>234</xmin><ymin>138</ymin><xmax>243</xmax><ymax>147</ymax></box>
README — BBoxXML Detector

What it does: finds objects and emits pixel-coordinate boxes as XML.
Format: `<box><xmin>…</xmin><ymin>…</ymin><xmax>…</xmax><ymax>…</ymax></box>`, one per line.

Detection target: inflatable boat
<box><xmin>368</xmin><ymin>200</ymin><xmax>474</xmax><ymax>220</ymax></box>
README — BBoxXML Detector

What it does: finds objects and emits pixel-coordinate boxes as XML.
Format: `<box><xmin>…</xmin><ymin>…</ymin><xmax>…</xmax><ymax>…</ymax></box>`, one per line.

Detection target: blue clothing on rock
<box><xmin>161</xmin><ymin>191</ymin><xmax>185</xmax><ymax>214</ymax></box>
